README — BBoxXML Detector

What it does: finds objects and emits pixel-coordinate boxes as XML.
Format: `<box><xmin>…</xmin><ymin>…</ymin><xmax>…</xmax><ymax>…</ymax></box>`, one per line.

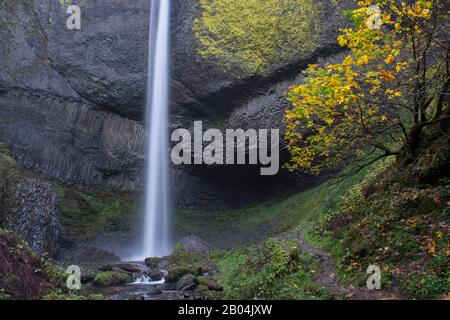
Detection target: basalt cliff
<box><xmin>0</xmin><ymin>0</ymin><xmax>351</xmax><ymax>212</ymax></box>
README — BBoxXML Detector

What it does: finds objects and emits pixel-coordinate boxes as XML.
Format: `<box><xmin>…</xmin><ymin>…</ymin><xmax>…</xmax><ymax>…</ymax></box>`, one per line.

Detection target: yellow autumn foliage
<box><xmin>284</xmin><ymin>0</ymin><xmax>448</xmax><ymax>173</ymax></box>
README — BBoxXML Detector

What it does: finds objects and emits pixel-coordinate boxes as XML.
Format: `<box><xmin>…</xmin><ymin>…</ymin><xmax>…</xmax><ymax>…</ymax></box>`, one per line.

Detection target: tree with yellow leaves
<box><xmin>284</xmin><ymin>0</ymin><xmax>449</xmax><ymax>174</ymax></box>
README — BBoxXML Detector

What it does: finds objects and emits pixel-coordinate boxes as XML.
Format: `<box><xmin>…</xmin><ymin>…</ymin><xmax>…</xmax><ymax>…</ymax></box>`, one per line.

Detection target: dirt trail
<box><xmin>279</xmin><ymin>231</ymin><xmax>406</xmax><ymax>300</ymax></box>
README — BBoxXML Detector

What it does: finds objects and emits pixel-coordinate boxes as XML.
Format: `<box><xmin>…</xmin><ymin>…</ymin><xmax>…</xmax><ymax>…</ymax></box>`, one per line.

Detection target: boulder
<box><xmin>80</xmin><ymin>270</ymin><xmax>100</xmax><ymax>284</ymax></box>
<box><xmin>95</xmin><ymin>262</ymin><xmax>146</xmax><ymax>274</ymax></box>
<box><xmin>96</xmin><ymin>264</ymin><xmax>116</xmax><ymax>272</ymax></box>
<box><xmin>176</xmin><ymin>274</ymin><xmax>197</xmax><ymax>292</ymax></box>
<box><xmin>116</xmin><ymin>263</ymin><xmax>147</xmax><ymax>273</ymax></box>
<box><xmin>5</xmin><ymin>178</ymin><xmax>62</xmax><ymax>257</ymax></box>
<box><xmin>196</xmin><ymin>276</ymin><xmax>224</xmax><ymax>292</ymax></box>
<box><xmin>146</xmin><ymin>286</ymin><xmax>163</xmax><ymax>296</ymax></box>
<box><xmin>177</xmin><ymin>235</ymin><xmax>212</xmax><ymax>253</ymax></box>
<box><xmin>145</xmin><ymin>257</ymin><xmax>163</xmax><ymax>269</ymax></box>
<box><xmin>146</xmin><ymin>268</ymin><xmax>164</xmax><ymax>282</ymax></box>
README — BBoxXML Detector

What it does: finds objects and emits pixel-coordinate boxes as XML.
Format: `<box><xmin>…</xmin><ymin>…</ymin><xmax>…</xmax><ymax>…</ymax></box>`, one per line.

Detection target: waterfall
<box><xmin>142</xmin><ymin>0</ymin><xmax>172</xmax><ymax>258</ymax></box>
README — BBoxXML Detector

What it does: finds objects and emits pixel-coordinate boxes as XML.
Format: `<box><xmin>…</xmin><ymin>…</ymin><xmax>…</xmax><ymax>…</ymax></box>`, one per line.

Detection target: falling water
<box><xmin>142</xmin><ymin>0</ymin><xmax>172</xmax><ymax>258</ymax></box>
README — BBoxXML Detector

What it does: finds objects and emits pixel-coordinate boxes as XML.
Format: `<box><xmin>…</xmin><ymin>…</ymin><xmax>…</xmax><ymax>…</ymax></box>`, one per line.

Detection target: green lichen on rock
<box><xmin>194</xmin><ymin>0</ymin><xmax>321</xmax><ymax>76</ymax></box>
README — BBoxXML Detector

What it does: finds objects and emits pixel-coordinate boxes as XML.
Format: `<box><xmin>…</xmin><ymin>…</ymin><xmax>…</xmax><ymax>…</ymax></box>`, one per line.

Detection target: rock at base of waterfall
<box><xmin>196</xmin><ymin>276</ymin><xmax>224</xmax><ymax>292</ymax></box>
<box><xmin>116</xmin><ymin>263</ymin><xmax>147</xmax><ymax>273</ymax></box>
<box><xmin>177</xmin><ymin>235</ymin><xmax>212</xmax><ymax>253</ymax></box>
<box><xmin>57</xmin><ymin>246</ymin><xmax>122</xmax><ymax>266</ymax></box>
<box><xmin>176</xmin><ymin>274</ymin><xmax>197</xmax><ymax>291</ymax></box>
<box><xmin>145</xmin><ymin>257</ymin><xmax>163</xmax><ymax>269</ymax></box>
<box><xmin>4</xmin><ymin>178</ymin><xmax>62</xmax><ymax>257</ymax></box>
<box><xmin>146</xmin><ymin>268</ymin><xmax>164</xmax><ymax>282</ymax></box>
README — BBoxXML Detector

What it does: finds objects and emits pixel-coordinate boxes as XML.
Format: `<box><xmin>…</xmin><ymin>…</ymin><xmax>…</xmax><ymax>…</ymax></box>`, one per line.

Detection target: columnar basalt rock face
<box><xmin>0</xmin><ymin>91</ymin><xmax>146</xmax><ymax>190</ymax></box>
<box><xmin>5</xmin><ymin>178</ymin><xmax>62</xmax><ymax>256</ymax></box>
<box><xmin>0</xmin><ymin>0</ymin><xmax>353</xmax><ymax>209</ymax></box>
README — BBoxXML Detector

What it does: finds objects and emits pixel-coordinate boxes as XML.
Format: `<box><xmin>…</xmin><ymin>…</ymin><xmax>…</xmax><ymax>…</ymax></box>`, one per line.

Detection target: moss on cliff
<box><xmin>0</xmin><ymin>142</ymin><xmax>17</xmax><ymax>176</ymax></box>
<box><xmin>0</xmin><ymin>142</ymin><xmax>20</xmax><ymax>221</ymax></box>
<box><xmin>56</xmin><ymin>186</ymin><xmax>138</xmax><ymax>242</ymax></box>
<box><xmin>194</xmin><ymin>0</ymin><xmax>321</xmax><ymax>75</ymax></box>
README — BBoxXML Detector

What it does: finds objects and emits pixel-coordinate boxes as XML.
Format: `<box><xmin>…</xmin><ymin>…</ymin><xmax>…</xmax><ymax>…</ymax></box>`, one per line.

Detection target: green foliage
<box><xmin>213</xmin><ymin>239</ymin><xmax>331</xmax><ymax>300</ymax></box>
<box><xmin>0</xmin><ymin>289</ymin><xmax>10</xmax><ymax>300</ymax></box>
<box><xmin>168</xmin><ymin>244</ymin><xmax>201</xmax><ymax>266</ymax></box>
<box><xmin>400</xmin><ymin>273</ymin><xmax>450</xmax><ymax>299</ymax></box>
<box><xmin>44</xmin><ymin>291</ymin><xmax>104</xmax><ymax>301</ymax></box>
<box><xmin>194</xmin><ymin>0</ymin><xmax>320</xmax><ymax>75</ymax></box>
<box><xmin>93</xmin><ymin>272</ymin><xmax>130</xmax><ymax>288</ymax></box>
<box><xmin>80</xmin><ymin>193</ymin><xmax>123</xmax><ymax>222</ymax></box>
<box><xmin>166</xmin><ymin>245</ymin><xmax>213</xmax><ymax>283</ymax></box>
<box><xmin>337</xmin><ymin>159</ymin><xmax>394</xmax><ymax>213</ymax></box>
<box><xmin>42</xmin><ymin>262</ymin><xmax>68</xmax><ymax>290</ymax></box>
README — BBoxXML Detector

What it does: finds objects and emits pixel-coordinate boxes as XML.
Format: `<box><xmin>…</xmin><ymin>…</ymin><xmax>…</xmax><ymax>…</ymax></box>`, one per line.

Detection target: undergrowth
<box><xmin>211</xmin><ymin>238</ymin><xmax>332</xmax><ymax>300</ymax></box>
<box><xmin>312</xmin><ymin>133</ymin><xmax>450</xmax><ymax>299</ymax></box>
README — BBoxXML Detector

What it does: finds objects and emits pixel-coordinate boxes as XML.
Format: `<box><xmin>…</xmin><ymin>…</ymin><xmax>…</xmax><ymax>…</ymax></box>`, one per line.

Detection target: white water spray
<box><xmin>142</xmin><ymin>0</ymin><xmax>172</xmax><ymax>258</ymax></box>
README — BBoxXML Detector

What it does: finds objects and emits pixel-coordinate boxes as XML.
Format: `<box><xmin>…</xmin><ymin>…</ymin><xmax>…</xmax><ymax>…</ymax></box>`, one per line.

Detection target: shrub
<box><xmin>400</xmin><ymin>274</ymin><xmax>450</xmax><ymax>299</ymax></box>
<box><xmin>216</xmin><ymin>239</ymin><xmax>330</xmax><ymax>300</ymax></box>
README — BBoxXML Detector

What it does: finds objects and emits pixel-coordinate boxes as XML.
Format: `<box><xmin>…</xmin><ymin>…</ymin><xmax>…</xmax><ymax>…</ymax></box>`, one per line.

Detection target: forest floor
<box><xmin>279</xmin><ymin>231</ymin><xmax>406</xmax><ymax>300</ymax></box>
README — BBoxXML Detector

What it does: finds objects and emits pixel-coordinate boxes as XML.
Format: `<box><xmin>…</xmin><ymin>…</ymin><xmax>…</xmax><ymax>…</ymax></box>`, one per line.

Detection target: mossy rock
<box><xmin>167</xmin><ymin>265</ymin><xmax>202</xmax><ymax>283</ymax></box>
<box><xmin>196</xmin><ymin>276</ymin><xmax>224</xmax><ymax>292</ymax></box>
<box><xmin>167</xmin><ymin>245</ymin><xmax>201</xmax><ymax>266</ymax></box>
<box><xmin>193</xmin><ymin>284</ymin><xmax>224</xmax><ymax>300</ymax></box>
<box><xmin>176</xmin><ymin>274</ymin><xmax>197</xmax><ymax>291</ymax></box>
<box><xmin>93</xmin><ymin>271</ymin><xmax>131</xmax><ymax>287</ymax></box>
<box><xmin>145</xmin><ymin>257</ymin><xmax>162</xmax><ymax>269</ymax></box>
